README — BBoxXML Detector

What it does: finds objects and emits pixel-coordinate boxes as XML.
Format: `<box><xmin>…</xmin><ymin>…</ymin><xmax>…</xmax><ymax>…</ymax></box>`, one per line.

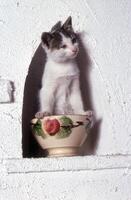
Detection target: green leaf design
<box><xmin>60</xmin><ymin>116</ymin><xmax>73</xmax><ymax>127</ymax></box>
<box><xmin>85</xmin><ymin>119</ymin><xmax>92</xmax><ymax>135</ymax></box>
<box><xmin>57</xmin><ymin>116</ymin><xmax>73</xmax><ymax>139</ymax></box>
<box><xmin>85</xmin><ymin>118</ymin><xmax>92</xmax><ymax>130</ymax></box>
<box><xmin>56</xmin><ymin>127</ymin><xmax>72</xmax><ymax>139</ymax></box>
<box><xmin>32</xmin><ymin>119</ymin><xmax>46</xmax><ymax>138</ymax></box>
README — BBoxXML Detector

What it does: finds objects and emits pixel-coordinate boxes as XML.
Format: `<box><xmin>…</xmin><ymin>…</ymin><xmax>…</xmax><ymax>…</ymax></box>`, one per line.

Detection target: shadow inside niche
<box><xmin>22</xmin><ymin>44</ymin><xmax>47</xmax><ymax>158</ymax></box>
<box><xmin>22</xmin><ymin>35</ymin><xmax>101</xmax><ymax>158</ymax></box>
<box><xmin>76</xmin><ymin>34</ymin><xmax>102</xmax><ymax>155</ymax></box>
<box><xmin>10</xmin><ymin>81</ymin><xmax>15</xmax><ymax>103</ymax></box>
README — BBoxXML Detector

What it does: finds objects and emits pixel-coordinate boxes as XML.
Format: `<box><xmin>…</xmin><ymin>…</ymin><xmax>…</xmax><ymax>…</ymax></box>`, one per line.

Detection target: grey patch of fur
<box><xmin>41</xmin><ymin>16</ymin><xmax>78</xmax><ymax>50</ymax></box>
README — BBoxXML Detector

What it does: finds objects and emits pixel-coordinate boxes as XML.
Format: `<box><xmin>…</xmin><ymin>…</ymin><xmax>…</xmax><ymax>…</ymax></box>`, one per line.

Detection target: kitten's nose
<box><xmin>72</xmin><ymin>48</ymin><xmax>77</xmax><ymax>54</ymax></box>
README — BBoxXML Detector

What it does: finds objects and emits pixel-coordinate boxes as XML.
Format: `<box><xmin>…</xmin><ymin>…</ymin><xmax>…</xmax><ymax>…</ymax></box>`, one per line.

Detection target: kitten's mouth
<box><xmin>71</xmin><ymin>51</ymin><xmax>78</xmax><ymax>57</ymax></box>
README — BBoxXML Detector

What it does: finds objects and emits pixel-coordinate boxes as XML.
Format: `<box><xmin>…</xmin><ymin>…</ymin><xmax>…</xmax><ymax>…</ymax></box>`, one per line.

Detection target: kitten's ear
<box><xmin>51</xmin><ymin>21</ymin><xmax>61</xmax><ymax>33</ymax></box>
<box><xmin>62</xmin><ymin>16</ymin><xmax>73</xmax><ymax>31</ymax></box>
<box><xmin>41</xmin><ymin>32</ymin><xmax>52</xmax><ymax>48</ymax></box>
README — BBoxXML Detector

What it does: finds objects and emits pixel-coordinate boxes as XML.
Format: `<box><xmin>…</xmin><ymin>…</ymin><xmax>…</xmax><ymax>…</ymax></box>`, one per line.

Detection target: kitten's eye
<box><xmin>61</xmin><ymin>44</ymin><xmax>67</xmax><ymax>48</ymax></box>
<box><xmin>72</xmin><ymin>38</ymin><xmax>77</xmax><ymax>43</ymax></box>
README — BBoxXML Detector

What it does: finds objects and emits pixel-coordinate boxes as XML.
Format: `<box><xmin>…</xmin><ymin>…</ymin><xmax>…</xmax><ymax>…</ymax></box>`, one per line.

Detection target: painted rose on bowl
<box><xmin>43</xmin><ymin>119</ymin><xmax>60</xmax><ymax>135</ymax></box>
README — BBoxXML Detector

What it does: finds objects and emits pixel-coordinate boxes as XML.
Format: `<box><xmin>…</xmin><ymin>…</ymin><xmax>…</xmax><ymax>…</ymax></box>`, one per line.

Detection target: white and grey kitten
<box><xmin>36</xmin><ymin>17</ymin><xmax>90</xmax><ymax>118</ymax></box>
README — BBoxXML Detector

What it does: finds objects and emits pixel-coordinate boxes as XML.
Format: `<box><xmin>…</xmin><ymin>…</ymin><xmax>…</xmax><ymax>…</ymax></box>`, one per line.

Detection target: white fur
<box><xmin>39</xmin><ymin>35</ymin><xmax>86</xmax><ymax>115</ymax></box>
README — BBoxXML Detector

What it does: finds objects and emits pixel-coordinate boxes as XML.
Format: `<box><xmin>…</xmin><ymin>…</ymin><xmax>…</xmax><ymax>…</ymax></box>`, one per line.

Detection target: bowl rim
<box><xmin>31</xmin><ymin>113</ymin><xmax>93</xmax><ymax>125</ymax></box>
<box><xmin>33</xmin><ymin>113</ymin><xmax>93</xmax><ymax>119</ymax></box>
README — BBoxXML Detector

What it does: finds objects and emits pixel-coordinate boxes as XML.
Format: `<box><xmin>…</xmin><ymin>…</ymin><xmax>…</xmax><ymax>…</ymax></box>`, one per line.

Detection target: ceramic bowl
<box><xmin>31</xmin><ymin>113</ymin><xmax>93</xmax><ymax>157</ymax></box>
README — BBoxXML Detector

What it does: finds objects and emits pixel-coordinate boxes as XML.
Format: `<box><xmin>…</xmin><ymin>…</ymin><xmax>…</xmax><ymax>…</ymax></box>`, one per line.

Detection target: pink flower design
<box><xmin>43</xmin><ymin>119</ymin><xmax>60</xmax><ymax>136</ymax></box>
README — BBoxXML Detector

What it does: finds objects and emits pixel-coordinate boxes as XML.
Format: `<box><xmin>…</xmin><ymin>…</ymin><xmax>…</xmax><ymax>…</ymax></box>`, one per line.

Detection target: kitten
<box><xmin>36</xmin><ymin>16</ymin><xmax>90</xmax><ymax>118</ymax></box>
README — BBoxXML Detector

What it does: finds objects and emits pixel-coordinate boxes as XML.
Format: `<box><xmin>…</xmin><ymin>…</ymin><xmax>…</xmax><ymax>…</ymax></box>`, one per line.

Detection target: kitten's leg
<box><xmin>35</xmin><ymin>86</ymin><xmax>55</xmax><ymax>118</ymax></box>
<box><xmin>70</xmin><ymin>77</ymin><xmax>86</xmax><ymax>115</ymax></box>
<box><xmin>54</xmin><ymin>83</ymin><xmax>67</xmax><ymax>115</ymax></box>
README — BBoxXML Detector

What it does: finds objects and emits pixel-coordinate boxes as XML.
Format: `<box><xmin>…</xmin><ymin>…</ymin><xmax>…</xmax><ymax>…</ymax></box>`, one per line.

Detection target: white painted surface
<box><xmin>0</xmin><ymin>79</ymin><xmax>13</xmax><ymax>103</ymax></box>
<box><xmin>0</xmin><ymin>0</ymin><xmax>131</xmax><ymax>199</ymax></box>
<box><xmin>0</xmin><ymin>156</ymin><xmax>131</xmax><ymax>200</ymax></box>
<box><xmin>1</xmin><ymin>155</ymin><xmax>131</xmax><ymax>174</ymax></box>
<box><xmin>0</xmin><ymin>167</ymin><xmax>131</xmax><ymax>200</ymax></box>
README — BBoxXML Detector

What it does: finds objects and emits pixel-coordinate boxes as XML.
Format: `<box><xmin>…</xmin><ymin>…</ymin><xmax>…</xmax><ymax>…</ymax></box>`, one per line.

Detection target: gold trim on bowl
<box><xmin>47</xmin><ymin>147</ymin><xmax>80</xmax><ymax>157</ymax></box>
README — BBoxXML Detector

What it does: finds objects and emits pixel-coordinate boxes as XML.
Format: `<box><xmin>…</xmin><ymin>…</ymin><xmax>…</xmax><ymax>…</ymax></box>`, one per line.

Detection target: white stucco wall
<box><xmin>0</xmin><ymin>0</ymin><xmax>131</xmax><ymax>199</ymax></box>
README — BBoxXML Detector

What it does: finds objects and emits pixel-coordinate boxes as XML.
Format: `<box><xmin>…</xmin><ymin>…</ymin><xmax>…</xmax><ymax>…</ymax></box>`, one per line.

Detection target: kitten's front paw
<box><xmin>85</xmin><ymin>110</ymin><xmax>94</xmax><ymax>128</ymax></box>
<box><xmin>84</xmin><ymin>110</ymin><xmax>93</xmax><ymax>118</ymax></box>
<box><xmin>83</xmin><ymin>110</ymin><xmax>93</xmax><ymax>121</ymax></box>
<box><xmin>35</xmin><ymin>112</ymin><xmax>51</xmax><ymax>119</ymax></box>
<box><xmin>35</xmin><ymin>112</ymin><xmax>44</xmax><ymax>119</ymax></box>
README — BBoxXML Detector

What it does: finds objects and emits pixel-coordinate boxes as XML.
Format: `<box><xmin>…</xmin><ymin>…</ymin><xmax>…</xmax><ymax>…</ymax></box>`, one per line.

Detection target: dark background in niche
<box><xmin>22</xmin><ymin>36</ymin><xmax>101</xmax><ymax>158</ymax></box>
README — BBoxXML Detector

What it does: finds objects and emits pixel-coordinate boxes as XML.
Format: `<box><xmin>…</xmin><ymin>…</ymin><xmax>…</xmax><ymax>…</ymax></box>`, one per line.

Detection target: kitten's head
<box><xmin>41</xmin><ymin>16</ymin><xmax>79</xmax><ymax>62</ymax></box>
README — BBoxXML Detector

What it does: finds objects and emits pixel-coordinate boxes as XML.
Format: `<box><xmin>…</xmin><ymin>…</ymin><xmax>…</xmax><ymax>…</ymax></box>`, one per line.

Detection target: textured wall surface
<box><xmin>0</xmin><ymin>0</ymin><xmax>131</xmax><ymax>199</ymax></box>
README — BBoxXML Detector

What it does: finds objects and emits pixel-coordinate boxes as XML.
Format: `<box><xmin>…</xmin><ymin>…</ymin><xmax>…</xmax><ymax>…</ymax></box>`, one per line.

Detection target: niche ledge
<box><xmin>1</xmin><ymin>155</ymin><xmax>131</xmax><ymax>174</ymax></box>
